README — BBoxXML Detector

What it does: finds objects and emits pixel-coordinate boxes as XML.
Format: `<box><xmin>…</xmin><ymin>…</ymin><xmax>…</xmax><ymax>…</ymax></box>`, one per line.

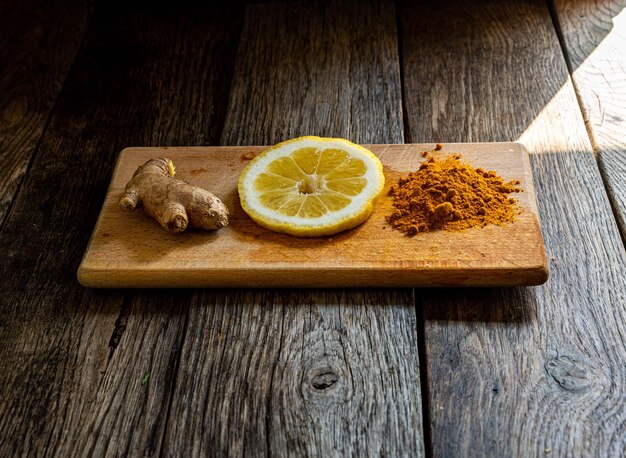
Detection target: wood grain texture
<box><xmin>552</xmin><ymin>0</ymin><xmax>626</xmax><ymax>239</ymax></box>
<box><xmin>401</xmin><ymin>0</ymin><xmax>626</xmax><ymax>456</ymax></box>
<box><xmin>166</xmin><ymin>289</ymin><xmax>421</xmax><ymax>457</ymax></box>
<box><xmin>0</xmin><ymin>3</ymin><xmax>242</xmax><ymax>456</ymax></box>
<box><xmin>163</xmin><ymin>1</ymin><xmax>425</xmax><ymax>456</ymax></box>
<box><xmin>79</xmin><ymin>143</ymin><xmax>547</xmax><ymax>288</ymax></box>
<box><xmin>0</xmin><ymin>0</ymin><xmax>94</xmax><ymax>227</ymax></box>
<box><xmin>220</xmin><ymin>0</ymin><xmax>403</xmax><ymax>145</ymax></box>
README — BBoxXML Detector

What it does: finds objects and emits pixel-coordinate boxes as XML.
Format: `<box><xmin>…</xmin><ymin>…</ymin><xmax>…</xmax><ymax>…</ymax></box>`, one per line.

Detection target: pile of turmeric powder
<box><xmin>386</xmin><ymin>151</ymin><xmax>522</xmax><ymax>236</ymax></box>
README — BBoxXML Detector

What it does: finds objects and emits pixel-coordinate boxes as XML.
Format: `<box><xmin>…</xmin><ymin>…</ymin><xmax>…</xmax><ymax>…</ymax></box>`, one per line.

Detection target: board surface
<box><xmin>78</xmin><ymin>143</ymin><xmax>548</xmax><ymax>287</ymax></box>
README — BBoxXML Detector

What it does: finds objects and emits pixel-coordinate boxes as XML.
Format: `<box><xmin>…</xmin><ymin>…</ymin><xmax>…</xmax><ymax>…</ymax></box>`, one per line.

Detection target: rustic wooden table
<box><xmin>1</xmin><ymin>0</ymin><xmax>625</xmax><ymax>456</ymax></box>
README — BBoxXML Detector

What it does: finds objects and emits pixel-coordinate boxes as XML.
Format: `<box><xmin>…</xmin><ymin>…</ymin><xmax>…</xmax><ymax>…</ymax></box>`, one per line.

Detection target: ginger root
<box><xmin>119</xmin><ymin>157</ymin><xmax>229</xmax><ymax>234</ymax></box>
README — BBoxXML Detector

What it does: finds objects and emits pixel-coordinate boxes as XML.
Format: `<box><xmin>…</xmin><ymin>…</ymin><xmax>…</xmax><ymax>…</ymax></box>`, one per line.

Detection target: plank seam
<box><xmin>158</xmin><ymin>300</ymin><xmax>190</xmax><ymax>458</ymax></box>
<box><xmin>546</xmin><ymin>0</ymin><xmax>626</xmax><ymax>248</ymax></box>
<box><xmin>545</xmin><ymin>0</ymin><xmax>596</xmax><ymax>145</ymax></box>
<box><xmin>414</xmin><ymin>291</ymin><xmax>433</xmax><ymax>458</ymax></box>
<box><xmin>0</xmin><ymin>17</ymin><xmax>95</xmax><ymax>233</ymax></box>
<box><xmin>395</xmin><ymin>0</ymin><xmax>410</xmax><ymax>144</ymax></box>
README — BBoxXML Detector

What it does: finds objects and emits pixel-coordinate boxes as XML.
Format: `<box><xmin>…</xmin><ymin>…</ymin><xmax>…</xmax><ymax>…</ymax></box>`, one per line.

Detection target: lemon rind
<box><xmin>238</xmin><ymin>136</ymin><xmax>384</xmax><ymax>237</ymax></box>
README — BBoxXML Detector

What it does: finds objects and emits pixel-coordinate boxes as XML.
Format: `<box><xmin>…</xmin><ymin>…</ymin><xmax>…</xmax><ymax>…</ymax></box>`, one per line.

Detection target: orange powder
<box><xmin>386</xmin><ymin>152</ymin><xmax>522</xmax><ymax>236</ymax></box>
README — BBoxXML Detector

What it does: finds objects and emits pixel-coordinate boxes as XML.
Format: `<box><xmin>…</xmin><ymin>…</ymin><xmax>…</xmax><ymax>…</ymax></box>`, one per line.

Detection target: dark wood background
<box><xmin>1</xmin><ymin>0</ymin><xmax>625</xmax><ymax>456</ymax></box>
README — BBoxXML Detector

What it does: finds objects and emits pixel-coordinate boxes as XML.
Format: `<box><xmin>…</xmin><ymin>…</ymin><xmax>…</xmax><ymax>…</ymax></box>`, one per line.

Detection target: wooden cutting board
<box><xmin>78</xmin><ymin>143</ymin><xmax>548</xmax><ymax>287</ymax></box>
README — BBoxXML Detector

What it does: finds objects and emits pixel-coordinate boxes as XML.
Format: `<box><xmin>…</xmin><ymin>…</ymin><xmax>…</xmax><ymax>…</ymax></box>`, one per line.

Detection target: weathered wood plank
<box><xmin>400</xmin><ymin>0</ymin><xmax>626</xmax><ymax>456</ymax></box>
<box><xmin>221</xmin><ymin>1</ymin><xmax>404</xmax><ymax>145</ymax></box>
<box><xmin>163</xmin><ymin>2</ymin><xmax>425</xmax><ymax>456</ymax></box>
<box><xmin>552</xmin><ymin>0</ymin><xmax>626</xmax><ymax>240</ymax></box>
<box><xmin>0</xmin><ymin>3</ymin><xmax>243</xmax><ymax>456</ymax></box>
<box><xmin>0</xmin><ymin>0</ymin><xmax>94</xmax><ymax>227</ymax></box>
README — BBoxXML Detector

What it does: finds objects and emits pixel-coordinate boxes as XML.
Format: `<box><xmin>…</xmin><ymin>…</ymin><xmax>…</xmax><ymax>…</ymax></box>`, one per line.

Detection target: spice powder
<box><xmin>386</xmin><ymin>152</ymin><xmax>523</xmax><ymax>236</ymax></box>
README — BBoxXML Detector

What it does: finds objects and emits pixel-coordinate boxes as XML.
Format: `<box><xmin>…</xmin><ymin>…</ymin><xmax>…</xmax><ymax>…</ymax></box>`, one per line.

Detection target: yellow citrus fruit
<box><xmin>238</xmin><ymin>136</ymin><xmax>385</xmax><ymax>237</ymax></box>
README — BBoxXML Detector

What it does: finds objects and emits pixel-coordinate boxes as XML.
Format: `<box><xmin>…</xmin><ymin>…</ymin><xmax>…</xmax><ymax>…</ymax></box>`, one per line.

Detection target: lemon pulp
<box><xmin>238</xmin><ymin>136</ymin><xmax>385</xmax><ymax>237</ymax></box>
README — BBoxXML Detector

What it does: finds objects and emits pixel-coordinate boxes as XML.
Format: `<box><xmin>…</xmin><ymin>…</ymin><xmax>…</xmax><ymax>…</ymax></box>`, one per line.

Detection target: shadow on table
<box><xmin>418</xmin><ymin>287</ymin><xmax>537</xmax><ymax>324</ymax></box>
<box><xmin>88</xmin><ymin>286</ymin><xmax>535</xmax><ymax>325</ymax></box>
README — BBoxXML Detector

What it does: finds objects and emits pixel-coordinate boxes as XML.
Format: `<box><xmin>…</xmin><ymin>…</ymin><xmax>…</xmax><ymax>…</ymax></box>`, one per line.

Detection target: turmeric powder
<box><xmin>386</xmin><ymin>152</ymin><xmax>522</xmax><ymax>236</ymax></box>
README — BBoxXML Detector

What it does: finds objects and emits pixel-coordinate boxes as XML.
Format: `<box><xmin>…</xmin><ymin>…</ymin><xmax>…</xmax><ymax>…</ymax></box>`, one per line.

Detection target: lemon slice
<box><xmin>238</xmin><ymin>136</ymin><xmax>385</xmax><ymax>237</ymax></box>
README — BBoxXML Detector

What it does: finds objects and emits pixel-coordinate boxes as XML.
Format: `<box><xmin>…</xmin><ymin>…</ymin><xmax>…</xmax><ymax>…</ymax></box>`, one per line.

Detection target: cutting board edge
<box><xmin>517</xmin><ymin>141</ymin><xmax>549</xmax><ymax>274</ymax></box>
<box><xmin>78</xmin><ymin>147</ymin><xmax>132</xmax><ymax>285</ymax></box>
<box><xmin>77</xmin><ymin>262</ymin><xmax>549</xmax><ymax>288</ymax></box>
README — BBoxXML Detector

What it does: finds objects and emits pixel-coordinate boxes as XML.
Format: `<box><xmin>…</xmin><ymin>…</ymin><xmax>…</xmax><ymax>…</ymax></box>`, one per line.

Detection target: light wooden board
<box><xmin>78</xmin><ymin>142</ymin><xmax>547</xmax><ymax>288</ymax></box>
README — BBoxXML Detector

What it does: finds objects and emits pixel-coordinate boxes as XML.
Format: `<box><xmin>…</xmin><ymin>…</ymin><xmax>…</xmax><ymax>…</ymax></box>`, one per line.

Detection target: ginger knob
<box><xmin>119</xmin><ymin>157</ymin><xmax>229</xmax><ymax>234</ymax></box>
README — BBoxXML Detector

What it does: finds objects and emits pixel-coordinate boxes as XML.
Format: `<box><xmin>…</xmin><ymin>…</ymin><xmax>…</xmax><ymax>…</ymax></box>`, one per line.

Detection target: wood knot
<box><xmin>311</xmin><ymin>371</ymin><xmax>339</xmax><ymax>390</ymax></box>
<box><xmin>305</xmin><ymin>365</ymin><xmax>343</xmax><ymax>396</ymax></box>
<box><xmin>545</xmin><ymin>354</ymin><xmax>594</xmax><ymax>392</ymax></box>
